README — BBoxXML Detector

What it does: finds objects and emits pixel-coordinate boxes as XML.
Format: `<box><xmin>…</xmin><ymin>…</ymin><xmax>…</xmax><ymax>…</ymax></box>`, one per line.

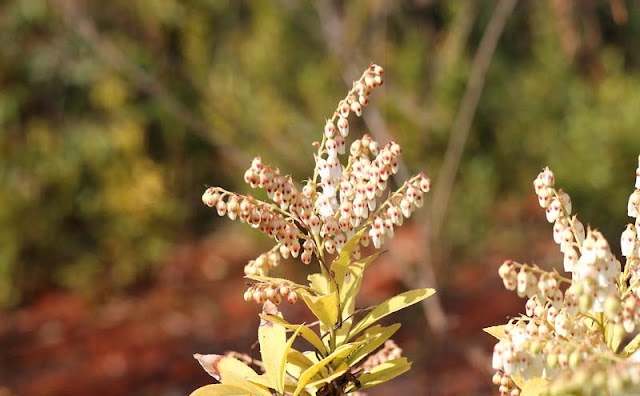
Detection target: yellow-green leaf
<box><xmin>258</xmin><ymin>314</ymin><xmax>287</xmax><ymax>393</ymax></box>
<box><xmin>621</xmin><ymin>332</ymin><xmax>640</xmax><ymax>358</ymax></box>
<box><xmin>345</xmin><ymin>323</ymin><xmax>401</xmax><ymax>366</ymax></box>
<box><xmin>351</xmin><ymin>357</ymin><xmax>411</xmax><ymax>391</ymax></box>
<box><xmin>244</xmin><ymin>275</ymin><xmax>307</xmax><ymax>291</ymax></box>
<box><xmin>259</xmin><ymin>314</ymin><xmax>327</xmax><ymax>356</ymax></box>
<box><xmin>308</xmin><ymin>273</ymin><xmax>331</xmax><ymax>295</ymax></box>
<box><xmin>483</xmin><ymin>325</ymin><xmax>506</xmax><ymax>340</ymax></box>
<box><xmin>335</xmin><ymin>252</ymin><xmax>380</xmax><ymax>346</ymax></box>
<box><xmin>300</xmin><ymin>291</ymin><xmax>339</xmax><ymax>328</ymax></box>
<box><xmin>349</xmin><ymin>288</ymin><xmax>435</xmax><ymax>339</ymax></box>
<box><xmin>189</xmin><ymin>384</ymin><xmax>254</xmax><ymax>396</ymax></box>
<box><xmin>520</xmin><ymin>377</ymin><xmax>549</xmax><ymax>396</ymax></box>
<box><xmin>292</xmin><ymin>342</ymin><xmax>363</xmax><ymax>396</ymax></box>
<box><xmin>330</xmin><ymin>229</ymin><xmax>366</xmax><ymax>289</ymax></box>
<box><xmin>286</xmin><ymin>349</ymin><xmax>316</xmax><ymax>379</ymax></box>
<box><xmin>304</xmin><ymin>362</ymin><xmax>350</xmax><ymax>390</ymax></box>
<box><xmin>193</xmin><ymin>354</ymin><xmax>270</xmax><ymax>396</ymax></box>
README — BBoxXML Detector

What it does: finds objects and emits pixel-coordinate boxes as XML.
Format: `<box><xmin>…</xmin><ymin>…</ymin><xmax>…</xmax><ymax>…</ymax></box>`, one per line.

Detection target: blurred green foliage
<box><xmin>1</xmin><ymin>0</ymin><xmax>640</xmax><ymax>308</ymax></box>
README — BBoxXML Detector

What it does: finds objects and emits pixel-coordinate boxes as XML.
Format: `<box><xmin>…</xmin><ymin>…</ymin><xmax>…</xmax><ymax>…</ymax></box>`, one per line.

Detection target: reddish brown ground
<box><xmin>0</xmin><ymin>199</ymin><xmax>555</xmax><ymax>395</ymax></box>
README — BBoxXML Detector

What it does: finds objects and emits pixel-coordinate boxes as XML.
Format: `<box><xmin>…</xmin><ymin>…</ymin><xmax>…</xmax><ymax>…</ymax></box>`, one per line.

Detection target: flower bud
<box><xmin>287</xmin><ymin>290</ymin><xmax>298</xmax><ymax>304</ymax></box>
<box><xmin>629</xmin><ymin>190</ymin><xmax>640</xmax><ymax>218</ymax></box>
<box><xmin>350</xmin><ymin>101</ymin><xmax>362</xmax><ymax>117</ymax></box>
<box><xmin>621</xmin><ymin>224</ymin><xmax>637</xmax><ymax>257</ymax></box>
<box><xmin>337</xmin><ymin>117</ymin><xmax>349</xmax><ymax>137</ymax></box>
<box><xmin>324</xmin><ymin>120</ymin><xmax>336</xmax><ymax>138</ymax></box>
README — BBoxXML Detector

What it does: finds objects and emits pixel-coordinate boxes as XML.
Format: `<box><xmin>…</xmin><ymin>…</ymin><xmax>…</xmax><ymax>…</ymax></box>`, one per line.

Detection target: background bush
<box><xmin>2</xmin><ymin>0</ymin><xmax>640</xmax><ymax>308</ymax></box>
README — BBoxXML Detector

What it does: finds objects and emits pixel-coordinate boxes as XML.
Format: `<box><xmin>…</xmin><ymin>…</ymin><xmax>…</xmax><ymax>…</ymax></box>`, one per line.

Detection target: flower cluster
<box><xmin>360</xmin><ymin>339</ymin><xmax>403</xmax><ymax>371</ymax></box>
<box><xmin>490</xmin><ymin>156</ymin><xmax>640</xmax><ymax>396</ymax></box>
<box><xmin>202</xmin><ymin>64</ymin><xmax>431</xmax><ymax>304</ymax></box>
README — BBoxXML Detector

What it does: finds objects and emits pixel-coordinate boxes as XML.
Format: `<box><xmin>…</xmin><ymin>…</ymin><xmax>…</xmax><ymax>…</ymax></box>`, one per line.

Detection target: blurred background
<box><xmin>1</xmin><ymin>0</ymin><xmax>640</xmax><ymax>394</ymax></box>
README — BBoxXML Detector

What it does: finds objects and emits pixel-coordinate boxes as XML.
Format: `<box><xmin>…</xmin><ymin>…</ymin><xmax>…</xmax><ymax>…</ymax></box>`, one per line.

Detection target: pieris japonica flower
<box><xmin>489</xmin><ymin>155</ymin><xmax>640</xmax><ymax>396</ymax></box>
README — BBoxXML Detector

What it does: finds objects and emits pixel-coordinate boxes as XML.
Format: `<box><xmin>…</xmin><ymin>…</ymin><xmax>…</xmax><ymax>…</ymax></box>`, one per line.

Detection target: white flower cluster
<box><xmin>492</xmin><ymin>156</ymin><xmax>640</xmax><ymax>396</ymax></box>
<box><xmin>202</xmin><ymin>64</ymin><xmax>431</xmax><ymax>304</ymax></box>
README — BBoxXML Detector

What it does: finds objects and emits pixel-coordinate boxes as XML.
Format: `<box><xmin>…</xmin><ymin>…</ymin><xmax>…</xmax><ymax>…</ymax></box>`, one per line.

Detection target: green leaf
<box><xmin>483</xmin><ymin>325</ymin><xmax>506</xmax><ymax>340</ymax></box>
<box><xmin>259</xmin><ymin>314</ymin><xmax>327</xmax><ymax>356</ymax></box>
<box><xmin>345</xmin><ymin>323</ymin><xmax>401</xmax><ymax>366</ymax></box>
<box><xmin>189</xmin><ymin>384</ymin><xmax>255</xmax><ymax>396</ymax></box>
<box><xmin>292</xmin><ymin>342</ymin><xmax>363</xmax><ymax>396</ymax></box>
<box><xmin>258</xmin><ymin>315</ymin><xmax>287</xmax><ymax>393</ymax></box>
<box><xmin>300</xmin><ymin>291</ymin><xmax>339</xmax><ymax>328</ymax></box>
<box><xmin>350</xmin><ymin>357</ymin><xmax>411</xmax><ymax>391</ymax></box>
<box><xmin>349</xmin><ymin>288</ymin><xmax>435</xmax><ymax>339</ymax></box>
<box><xmin>520</xmin><ymin>378</ymin><xmax>549</xmax><ymax>396</ymax></box>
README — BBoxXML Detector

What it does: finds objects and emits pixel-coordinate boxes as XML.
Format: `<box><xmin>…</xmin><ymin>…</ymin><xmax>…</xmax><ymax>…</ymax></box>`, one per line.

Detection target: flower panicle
<box><xmin>493</xmin><ymin>157</ymin><xmax>640</xmax><ymax>395</ymax></box>
<box><xmin>202</xmin><ymin>64</ymin><xmax>432</xmax><ymax>304</ymax></box>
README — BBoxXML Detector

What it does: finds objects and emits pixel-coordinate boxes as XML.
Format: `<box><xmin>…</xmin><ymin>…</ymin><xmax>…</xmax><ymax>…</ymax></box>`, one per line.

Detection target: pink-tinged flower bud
<box><xmin>370</xmin><ymin>64</ymin><xmax>384</xmax><ymax>76</ymax></box>
<box><xmin>324</xmin><ymin>238</ymin><xmax>336</xmax><ymax>254</ymax></box>
<box><xmin>335</xmin><ymin>135</ymin><xmax>346</xmax><ymax>155</ymax></box>
<box><xmin>359</xmin><ymin>94</ymin><xmax>369</xmax><ymax>106</ymax></box>
<box><xmin>350</xmin><ymin>101</ymin><xmax>362</xmax><ymax>117</ymax></box>
<box><xmin>419</xmin><ymin>175</ymin><xmax>431</xmax><ymax>192</ymax></box>
<box><xmin>400</xmin><ymin>198</ymin><xmax>412</xmax><ymax>218</ymax></box>
<box><xmin>350</xmin><ymin>140</ymin><xmax>361</xmax><ymax>157</ymax></box>
<box><xmin>265</xmin><ymin>286</ymin><xmax>276</xmax><ymax>300</ymax></box>
<box><xmin>216</xmin><ymin>199</ymin><xmax>227</xmax><ymax>216</ymax></box>
<box><xmin>338</xmin><ymin>100</ymin><xmax>350</xmax><ymax>118</ymax></box>
<box><xmin>290</xmin><ymin>240</ymin><xmax>301</xmax><ymax>258</ymax></box>
<box><xmin>373</xmin><ymin>75</ymin><xmax>383</xmax><ymax>86</ymax></box>
<box><xmin>278</xmin><ymin>244</ymin><xmax>290</xmax><ymax>259</ymax></box>
<box><xmin>253</xmin><ymin>290</ymin><xmax>267</xmax><ymax>304</ymax></box>
<box><xmin>564</xmin><ymin>248</ymin><xmax>578</xmax><ymax>272</ymax></box>
<box><xmin>369</xmin><ymin>141</ymin><xmax>379</xmax><ymax>156</ymax></box>
<box><xmin>364</xmin><ymin>75</ymin><xmax>375</xmax><ymax>89</ymax></box>
<box><xmin>636</xmin><ymin>160</ymin><xmax>640</xmax><ymax>188</ymax></box>
<box><xmin>537</xmin><ymin>187</ymin><xmax>552</xmax><ymax>208</ymax></box>
<box><xmin>545</xmin><ymin>198</ymin><xmax>562</xmax><ymax>223</ymax></box>
<box><xmin>324</xmin><ymin>120</ymin><xmax>336</xmax><ymax>138</ymax></box>
<box><xmin>243</xmin><ymin>289</ymin><xmax>253</xmax><ymax>302</ymax></box>
<box><xmin>287</xmin><ymin>291</ymin><xmax>298</xmax><ymax>304</ymax></box>
<box><xmin>337</xmin><ymin>117</ymin><xmax>349</xmax><ymax>137</ymax></box>
<box><xmin>279</xmin><ymin>284</ymin><xmax>290</xmax><ymax>297</ymax></box>
<box><xmin>540</xmin><ymin>167</ymin><xmax>555</xmax><ymax>187</ymax></box>
<box><xmin>492</xmin><ymin>371</ymin><xmax>503</xmax><ymax>385</ymax></box>
<box><xmin>354</xmin><ymin>81</ymin><xmax>366</xmax><ymax>96</ymax></box>
<box><xmin>629</xmin><ymin>190</ymin><xmax>640</xmax><ymax>218</ymax></box>
<box><xmin>353</xmin><ymin>232</ymin><xmax>369</xmax><ymax>249</ymax></box>
<box><xmin>303</xmin><ymin>239</ymin><xmax>314</xmax><ymax>253</ymax></box>
<box><xmin>553</xmin><ymin>218</ymin><xmax>568</xmax><ymax>244</ymax></box>
<box><xmin>621</xmin><ymin>224</ymin><xmax>637</xmax><ymax>257</ymax></box>
<box><xmin>557</xmin><ymin>189</ymin><xmax>572</xmax><ymax>214</ymax></box>
<box><xmin>202</xmin><ymin>188</ymin><xmax>219</xmax><ymax>207</ymax></box>
<box><xmin>271</xmin><ymin>293</ymin><xmax>282</xmax><ymax>305</ymax></box>
<box><xmin>301</xmin><ymin>250</ymin><xmax>312</xmax><ymax>264</ymax></box>
<box><xmin>517</xmin><ymin>268</ymin><xmax>529</xmax><ymax>298</ymax></box>
<box><xmin>326</xmin><ymin>138</ymin><xmax>338</xmax><ymax>159</ymax></box>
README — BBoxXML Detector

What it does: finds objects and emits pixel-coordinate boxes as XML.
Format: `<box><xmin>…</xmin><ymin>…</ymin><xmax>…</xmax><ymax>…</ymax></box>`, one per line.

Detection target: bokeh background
<box><xmin>1</xmin><ymin>0</ymin><xmax>640</xmax><ymax>395</ymax></box>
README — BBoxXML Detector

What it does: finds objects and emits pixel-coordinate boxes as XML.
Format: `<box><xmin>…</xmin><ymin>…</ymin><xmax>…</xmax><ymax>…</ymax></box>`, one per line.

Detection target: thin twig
<box><xmin>430</xmin><ymin>0</ymin><xmax>518</xmax><ymax>244</ymax></box>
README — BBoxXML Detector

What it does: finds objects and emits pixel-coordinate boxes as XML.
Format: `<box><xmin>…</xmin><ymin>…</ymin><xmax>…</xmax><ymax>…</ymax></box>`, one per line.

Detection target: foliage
<box><xmin>3</xmin><ymin>0</ymin><xmax>640</xmax><ymax>310</ymax></box>
<box><xmin>194</xmin><ymin>65</ymin><xmax>434</xmax><ymax>395</ymax></box>
<box><xmin>487</xmin><ymin>158</ymin><xmax>640</xmax><ymax>395</ymax></box>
